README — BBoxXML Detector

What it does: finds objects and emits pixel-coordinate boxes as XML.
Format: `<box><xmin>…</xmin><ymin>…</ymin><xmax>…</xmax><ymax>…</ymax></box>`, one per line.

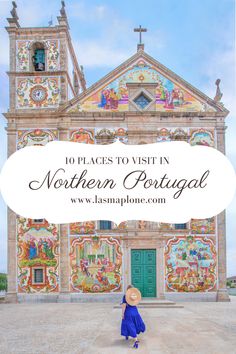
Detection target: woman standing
<box><xmin>121</xmin><ymin>285</ymin><xmax>146</xmax><ymax>349</ymax></box>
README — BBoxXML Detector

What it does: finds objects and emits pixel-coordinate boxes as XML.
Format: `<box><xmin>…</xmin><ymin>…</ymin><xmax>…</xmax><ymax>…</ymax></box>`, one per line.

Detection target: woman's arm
<box><xmin>121</xmin><ymin>303</ymin><xmax>126</xmax><ymax>319</ymax></box>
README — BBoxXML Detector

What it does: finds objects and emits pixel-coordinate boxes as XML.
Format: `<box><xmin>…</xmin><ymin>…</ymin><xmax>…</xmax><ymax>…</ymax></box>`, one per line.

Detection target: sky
<box><xmin>0</xmin><ymin>0</ymin><xmax>235</xmax><ymax>276</ymax></box>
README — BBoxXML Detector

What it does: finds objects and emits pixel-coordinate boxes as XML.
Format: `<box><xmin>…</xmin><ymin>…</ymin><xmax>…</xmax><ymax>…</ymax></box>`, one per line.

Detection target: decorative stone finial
<box><xmin>57</xmin><ymin>1</ymin><xmax>70</xmax><ymax>28</ymax></box>
<box><xmin>7</xmin><ymin>1</ymin><xmax>20</xmax><ymax>27</ymax></box>
<box><xmin>60</xmin><ymin>1</ymin><xmax>66</xmax><ymax>17</ymax></box>
<box><xmin>214</xmin><ymin>79</ymin><xmax>223</xmax><ymax>102</ymax></box>
<box><xmin>11</xmin><ymin>1</ymin><xmax>18</xmax><ymax>19</ymax></box>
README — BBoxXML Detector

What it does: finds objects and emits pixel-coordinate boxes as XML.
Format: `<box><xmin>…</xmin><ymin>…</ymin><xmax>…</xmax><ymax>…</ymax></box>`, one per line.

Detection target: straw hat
<box><xmin>125</xmin><ymin>287</ymin><xmax>142</xmax><ymax>306</ymax></box>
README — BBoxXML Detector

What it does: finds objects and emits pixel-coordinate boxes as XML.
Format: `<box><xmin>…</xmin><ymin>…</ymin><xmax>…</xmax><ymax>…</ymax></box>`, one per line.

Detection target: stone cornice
<box><xmin>7</xmin><ymin>70</ymin><xmax>69</xmax><ymax>77</ymax></box>
<box><xmin>3</xmin><ymin>110</ymin><xmax>228</xmax><ymax>123</ymax></box>
<box><xmin>5</xmin><ymin>26</ymin><xmax>68</xmax><ymax>35</ymax></box>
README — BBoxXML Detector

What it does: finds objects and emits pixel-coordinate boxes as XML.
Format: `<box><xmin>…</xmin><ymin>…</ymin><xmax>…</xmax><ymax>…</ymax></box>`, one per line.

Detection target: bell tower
<box><xmin>6</xmin><ymin>1</ymin><xmax>85</xmax><ymax>112</ymax></box>
<box><xmin>4</xmin><ymin>1</ymin><xmax>86</xmax><ymax>303</ymax></box>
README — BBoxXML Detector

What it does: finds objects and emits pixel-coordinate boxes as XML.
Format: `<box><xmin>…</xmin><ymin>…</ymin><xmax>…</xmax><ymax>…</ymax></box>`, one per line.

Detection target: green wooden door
<box><xmin>131</xmin><ymin>249</ymin><xmax>156</xmax><ymax>297</ymax></box>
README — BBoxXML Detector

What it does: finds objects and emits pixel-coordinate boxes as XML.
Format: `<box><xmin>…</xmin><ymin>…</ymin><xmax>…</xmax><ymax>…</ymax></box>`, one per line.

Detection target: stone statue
<box><xmin>214</xmin><ymin>79</ymin><xmax>223</xmax><ymax>102</ymax></box>
<box><xmin>60</xmin><ymin>1</ymin><xmax>66</xmax><ymax>17</ymax></box>
<box><xmin>10</xmin><ymin>1</ymin><xmax>19</xmax><ymax>20</ymax></box>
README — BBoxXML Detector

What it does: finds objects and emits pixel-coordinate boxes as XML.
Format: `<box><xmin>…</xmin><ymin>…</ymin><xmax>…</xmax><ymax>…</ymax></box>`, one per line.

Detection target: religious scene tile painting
<box><xmin>16</xmin><ymin>76</ymin><xmax>60</xmax><ymax>108</ymax></box>
<box><xmin>165</xmin><ymin>236</ymin><xmax>217</xmax><ymax>292</ymax></box>
<box><xmin>17</xmin><ymin>129</ymin><xmax>58</xmax><ymax>149</ymax></box>
<box><xmin>17</xmin><ymin>218</ymin><xmax>59</xmax><ymax>293</ymax></box>
<box><xmin>69</xmin><ymin>236</ymin><xmax>122</xmax><ymax>293</ymax></box>
<box><xmin>70</xmin><ymin>60</ymin><xmax>214</xmax><ymax>113</ymax></box>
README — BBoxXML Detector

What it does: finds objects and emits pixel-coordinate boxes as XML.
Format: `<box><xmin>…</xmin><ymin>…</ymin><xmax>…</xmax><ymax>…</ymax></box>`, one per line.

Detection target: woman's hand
<box><xmin>121</xmin><ymin>303</ymin><xmax>126</xmax><ymax>320</ymax></box>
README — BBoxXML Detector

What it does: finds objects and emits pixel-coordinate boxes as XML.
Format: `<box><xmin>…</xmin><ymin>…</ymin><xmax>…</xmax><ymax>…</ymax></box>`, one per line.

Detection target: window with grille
<box><xmin>133</xmin><ymin>93</ymin><xmax>151</xmax><ymax>109</ymax></box>
<box><xmin>32</xmin><ymin>43</ymin><xmax>45</xmax><ymax>71</ymax></box>
<box><xmin>100</xmin><ymin>220</ymin><xmax>112</xmax><ymax>230</ymax></box>
<box><xmin>175</xmin><ymin>223</ymin><xmax>187</xmax><ymax>230</ymax></box>
<box><xmin>33</xmin><ymin>268</ymin><xmax>44</xmax><ymax>283</ymax></box>
<box><xmin>33</xmin><ymin>219</ymin><xmax>44</xmax><ymax>223</ymax></box>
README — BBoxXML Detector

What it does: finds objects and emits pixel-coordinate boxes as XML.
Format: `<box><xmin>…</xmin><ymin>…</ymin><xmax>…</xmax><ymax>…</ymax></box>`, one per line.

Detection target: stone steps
<box><xmin>114</xmin><ymin>299</ymin><xmax>184</xmax><ymax>309</ymax></box>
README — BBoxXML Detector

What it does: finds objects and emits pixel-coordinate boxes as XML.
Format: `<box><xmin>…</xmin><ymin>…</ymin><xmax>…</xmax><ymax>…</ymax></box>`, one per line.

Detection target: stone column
<box><xmin>58</xmin><ymin>127</ymin><xmax>70</xmax><ymax>300</ymax></box>
<box><xmin>59</xmin><ymin>33</ymin><xmax>69</xmax><ymax>104</ymax></box>
<box><xmin>6</xmin><ymin>128</ymin><xmax>17</xmax><ymax>302</ymax></box>
<box><xmin>122</xmin><ymin>240</ymin><xmax>129</xmax><ymax>291</ymax></box>
<box><xmin>216</xmin><ymin>126</ymin><xmax>229</xmax><ymax>301</ymax></box>
<box><xmin>8</xmin><ymin>30</ymin><xmax>16</xmax><ymax>111</ymax></box>
<box><xmin>157</xmin><ymin>240</ymin><xmax>165</xmax><ymax>299</ymax></box>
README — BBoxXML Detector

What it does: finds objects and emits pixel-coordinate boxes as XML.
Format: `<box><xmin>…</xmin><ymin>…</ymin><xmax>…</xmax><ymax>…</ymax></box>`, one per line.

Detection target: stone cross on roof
<box><xmin>134</xmin><ymin>25</ymin><xmax>147</xmax><ymax>51</ymax></box>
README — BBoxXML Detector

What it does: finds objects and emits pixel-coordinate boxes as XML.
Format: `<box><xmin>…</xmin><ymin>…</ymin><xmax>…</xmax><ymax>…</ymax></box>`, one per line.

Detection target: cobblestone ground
<box><xmin>0</xmin><ymin>297</ymin><xmax>236</xmax><ymax>354</ymax></box>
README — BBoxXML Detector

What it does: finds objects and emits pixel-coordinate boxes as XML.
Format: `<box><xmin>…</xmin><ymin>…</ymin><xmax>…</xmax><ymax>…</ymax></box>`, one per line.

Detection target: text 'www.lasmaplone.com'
<box><xmin>70</xmin><ymin>195</ymin><xmax>166</xmax><ymax>207</ymax></box>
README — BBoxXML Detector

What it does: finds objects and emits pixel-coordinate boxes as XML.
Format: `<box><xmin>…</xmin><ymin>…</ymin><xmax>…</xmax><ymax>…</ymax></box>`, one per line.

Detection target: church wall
<box><xmin>4</xmin><ymin>5</ymin><xmax>228</xmax><ymax>301</ymax></box>
<box><xmin>11</xmin><ymin>122</ymin><xmax>222</xmax><ymax>301</ymax></box>
<box><xmin>16</xmin><ymin>128</ymin><xmax>60</xmax><ymax>294</ymax></box>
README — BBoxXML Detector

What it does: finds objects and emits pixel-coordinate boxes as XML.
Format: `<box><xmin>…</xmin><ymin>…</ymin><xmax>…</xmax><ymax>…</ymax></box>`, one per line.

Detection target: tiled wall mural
<box><xmin>70</xmin><ymin>222</ymin><xmax>96</xmax><ymax>235</ymax></box>
<box><xmin>95</xmin><ymin>127</ymin><xmax>128</xmax><ymax>143</ymax></box>
<box><xmin>117</xmin><ymin>221</ymin><xmax>128</xmax><ymax>229</ymax></box>
<box><xmin>16</xmin><ymin>76</ymin><xmax>60</xmax><ymax>108</ymax></box>
<box><xmin>165</xmin><ymin>236</ymin><xmax>217</xmax><ymax>292</ymax></box>
<box><xmin>157</xmin><ymin>128</ymin><xmax>189</xmax><ymax>142</ymax></box>
<box><xmin>70</xmin><ymin>236</ymin><xmax>122</xmax><ymax>293</ymax></box>
<box><xmin>156</xmin><ymin>127</ymin><xmax>215</xmax><ymax>147</ymax></box>
<box><xmin>16</xmin><ymin>41</ymin><xmax>31</xmax><ymax>71</ymax></box>
<box><xmin>70</xmin><ymin>60</ymin><xmax>210</xmax><ymax>113</ymax></box>
<box><xmin>17</xmin><ymin>129</ymin><xmax>58</xmax><ymax>149</ymax></box>
<box><xmin>69</xmin><ymin>127</ymin><xmax>128</xmax><ymax>144</ymax></box>
<box><xmin>70</xmin><ymin>128</ymin><xmax>95</xmax><ymax>144</ymax></box>
<box><xmin>17</xmin><ymin>218</ymin><xmax>59</xmax><ymax>293</ymax></box>
<box><xmin>191</xmin><ymin>218</ymin><xmax>215</xmax><ymax>234</ymax></box>
<box><xmin>189</xmin><ymin>128</ymin><xmax>215</xmax><ymax>147</ymax></box>
<box><xmin>45</xmin><ymin>40</ymin><xmax>60</xmax><ymax>71</ymax></box>
<box><xmin>16</xmin><ymin>40</ymin><xmax>60</xmax><ymax>71</ymax></box>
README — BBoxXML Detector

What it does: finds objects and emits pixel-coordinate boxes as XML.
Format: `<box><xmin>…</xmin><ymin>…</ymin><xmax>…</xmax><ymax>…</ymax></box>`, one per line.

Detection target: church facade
<box><xmin>4</xmin><ymin>2</ymin><xmax>230</xmax><ymax>302</ymax></box>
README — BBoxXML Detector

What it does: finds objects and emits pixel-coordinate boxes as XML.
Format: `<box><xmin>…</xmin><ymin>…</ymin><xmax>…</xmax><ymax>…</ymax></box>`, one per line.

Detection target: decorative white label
<box><xmin>0</xmin><ymin>141</ymin><xmax>235</xmax><ymax>224</ymax></box>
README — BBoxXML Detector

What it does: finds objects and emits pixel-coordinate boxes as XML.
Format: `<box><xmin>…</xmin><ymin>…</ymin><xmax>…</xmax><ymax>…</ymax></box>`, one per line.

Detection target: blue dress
<box><xmin>121</xmin><ymin>295</ymin><xmax>146</xmax><ymax>338</ymax></box>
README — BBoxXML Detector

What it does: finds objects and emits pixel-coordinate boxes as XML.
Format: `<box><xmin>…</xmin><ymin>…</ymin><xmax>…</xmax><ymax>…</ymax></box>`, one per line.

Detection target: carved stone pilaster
<box><xmin>6</xmin><ymin>129</ymin><xmax>17</xmax><ymax>303</ymax></box>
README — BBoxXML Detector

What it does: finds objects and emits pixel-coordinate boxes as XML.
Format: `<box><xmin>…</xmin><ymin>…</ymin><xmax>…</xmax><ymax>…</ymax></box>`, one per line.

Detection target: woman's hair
<box><xmin>127</xmin><ymin>284</ymin><xmax>133</xmax><ymax>290</ymax></box>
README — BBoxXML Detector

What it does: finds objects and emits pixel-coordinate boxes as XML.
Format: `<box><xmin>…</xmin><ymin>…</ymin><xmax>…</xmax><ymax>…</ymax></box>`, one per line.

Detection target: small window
<box><xmin>134</xmin><ymin>93</ymin><xmax>151</xmax><ymax>109</ymax></box>
<box><xmin>175</xmin><ymin>223</ymin><xmax>187</xmax><ymax>230</ymax></box>
<box><xmin>33</xmin><ymin>219</ymin><xmax>44</xmax><ymax>223</ymax></box>
<box><xmin>33</xmin><ymin>268</ymin><xmax>44</xmax><ymax>284</ymax></box>
<box><xmin>100</xmin><ymin>220</ymin><xmax>112</xmax><ymax>230</ymax></box>
<box><xmin>32</xmin><ymin>42</ymin><xmax>45</xmax><ymax>71</ymax></box>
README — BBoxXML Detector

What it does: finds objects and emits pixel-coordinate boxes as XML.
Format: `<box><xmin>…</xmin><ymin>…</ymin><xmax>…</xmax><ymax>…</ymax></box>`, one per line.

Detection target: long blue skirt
<box><xmin>121</xmin><ymin>306</ymin><xmax>146</xmax><ymax>338</ymax></box>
